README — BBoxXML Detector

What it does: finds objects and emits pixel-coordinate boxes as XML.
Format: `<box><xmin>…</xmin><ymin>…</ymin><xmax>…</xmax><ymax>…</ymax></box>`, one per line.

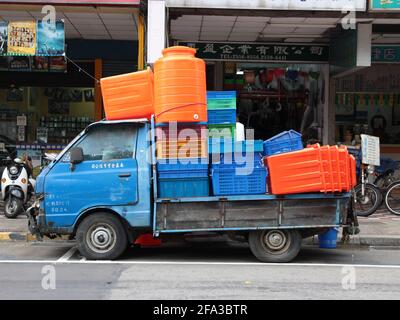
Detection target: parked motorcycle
<box><xmin>1</xmin><ymin>157</ymin><xmax>35</xmax><ymax>218</ymax></box>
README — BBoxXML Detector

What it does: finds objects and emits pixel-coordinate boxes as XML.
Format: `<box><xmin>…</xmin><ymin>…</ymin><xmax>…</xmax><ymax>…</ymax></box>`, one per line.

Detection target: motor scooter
<box><xmin>1</xmin><ymin>157</ymin><xmax>35</xmax><ymax>218</ymax></box>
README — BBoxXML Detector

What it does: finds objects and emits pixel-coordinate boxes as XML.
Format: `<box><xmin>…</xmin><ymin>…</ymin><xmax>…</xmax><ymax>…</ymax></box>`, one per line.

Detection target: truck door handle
<box><xmin>118</xmin><ymin>173</ymin><xmax>131</xmax><ymax>178</ymax></box>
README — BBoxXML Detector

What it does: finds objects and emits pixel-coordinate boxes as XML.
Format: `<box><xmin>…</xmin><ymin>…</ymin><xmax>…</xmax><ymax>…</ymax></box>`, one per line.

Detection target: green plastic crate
<box><xmin>208</xmin><ymin>124</ymin><xmax>236</xmax><ymax>139</ymax></box>
<box><xmin>207</xmin><ymin>98</ymin><xmax>237</xmax><ymax>110</ymax></box>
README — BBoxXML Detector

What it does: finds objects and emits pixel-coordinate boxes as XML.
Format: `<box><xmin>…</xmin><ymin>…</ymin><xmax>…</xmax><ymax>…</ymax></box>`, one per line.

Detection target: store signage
<box><xmin>167</xmin><ymin>0</ymin><xmax>366</xmax><ymax>11</ymax></box>
<box><xmin>372</xmin><ymin>46</ymin><xmax>400</xmax><ymax>62</ymax></box>
<box><xmin>0</xmin><ymin>20</ymin><xmax>65</xmax><ymax>57</ymax></box>
<box><xmin>178</xmin><ymin>41</ymin><xmax>329</xmax><ymax>62</ymax></box>
<box><xmin>361</xmin><ymin>134</ymin><xmax>380</xmax><ymax>166</ymax></box>
<box><xmin>330</xmin><ymin>24</ymin><xmax>371</xmax><ymax>75</ymax></box>
<box><xmin>370</xmin><ymin>0</ymin><xmax>400</xmax><ymax>11</ymax></box>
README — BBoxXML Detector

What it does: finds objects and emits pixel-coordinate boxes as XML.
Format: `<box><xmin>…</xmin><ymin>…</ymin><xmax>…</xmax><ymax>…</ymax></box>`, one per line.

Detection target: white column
<box><xmin>147</xmin><ymin>0</ymin><xmax>166</xmax><ymax>64</ymax></box>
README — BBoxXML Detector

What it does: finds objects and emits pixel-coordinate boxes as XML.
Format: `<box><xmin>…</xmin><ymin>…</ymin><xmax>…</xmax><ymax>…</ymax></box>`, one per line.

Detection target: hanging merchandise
<box><xmin>349</xmin><ymin>93</ymin><xmax>354</xmax><ymax>106</ymax></box>
<box><xmin>389</xmin><ymin>94</ymin><xmax>394</xmax><ymax>107</ymax></box>
<box><xmin>378</xmin><ymin>93</ymin><xmax>384</xmax><ymax>106</ymax></box>
<box><xmin>365</xmin><ymin>94</ymin><xmax>370</xmax><ymax>107</ymax></box>
<box><xmin>359</xmin><ymin>94</ymin><xmax>366</xmax><ymax>107</ymax></box>
<box><xmin>244</xmin><ymin>70</ymin><xmax>255</xmax><ymax>84</ymax></box>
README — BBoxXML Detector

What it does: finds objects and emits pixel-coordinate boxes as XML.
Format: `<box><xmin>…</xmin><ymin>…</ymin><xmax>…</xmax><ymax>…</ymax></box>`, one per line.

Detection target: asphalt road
<box><xmin>0</xmin><ymin>239</ymin><xmax>399</xmax><ymax>300</ymax></box>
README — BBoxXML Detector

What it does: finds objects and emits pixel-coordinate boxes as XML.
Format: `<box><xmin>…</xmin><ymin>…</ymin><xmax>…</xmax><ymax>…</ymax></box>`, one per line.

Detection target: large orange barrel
<box><xmin>154</xmin><ymin>46</ymin><xmax>207</xmax><ymax>123</ymax></box>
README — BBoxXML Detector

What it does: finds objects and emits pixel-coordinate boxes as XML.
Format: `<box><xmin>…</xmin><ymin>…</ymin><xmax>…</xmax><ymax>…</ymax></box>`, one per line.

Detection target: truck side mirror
<box><xmin>70</xmin><ymin>147</ymin><xmax>84</xmax><ymax>171</ymax></box>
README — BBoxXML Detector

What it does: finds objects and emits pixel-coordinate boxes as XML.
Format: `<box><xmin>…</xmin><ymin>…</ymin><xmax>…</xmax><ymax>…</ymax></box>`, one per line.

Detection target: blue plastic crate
<box><xmin>157</xmin><ymin>158</ymin><xmax>208</xmax><ymax>171</ymax></box>
<box><xmin>157</xmin><ymin>158</ymin><xmax>209</xmax><ymax>179</ymax></box>
<box><xmin>208</xmin><ymin>139</ymin><xmax>263</xmax><ymax>154</ymax></box>
<box><xmin>211</xmin><ymin>166</ymin><xmax>267</xmax><ymax>196</ymax></box>
<box><xmin>208</xmin><ymin>109</ymin><xmax>236</xmax><ymax>124</ymax></box>
<box><xmin>158</xmin><ymin>177</ymin><xmax>209</xmax><ymax>198</ymax></box>
<box><xmin>263</xmin><ymin>130</ymin><xmax>303</xmax><ymax>156</ymax></box>
<box><xmin>207</xmin><ymin>91</ymin><xmax>236</xmax><ymax>100</ymax></box>
<box><xmin>211</xmin><ymin>153</ymin><xmax>263</xmax><ymax>168</ymax></box>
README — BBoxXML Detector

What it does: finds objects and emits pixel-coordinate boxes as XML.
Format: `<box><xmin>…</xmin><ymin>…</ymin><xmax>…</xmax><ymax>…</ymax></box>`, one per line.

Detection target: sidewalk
<box><xmin>0</xmin><ymin>213</ymin><xmax>34</xmax><ymax>241</ymax></box>
<box><xmin>0</xmin><ymin>206</ymin><xmax>399</xmax><ymax>245</ymax></box>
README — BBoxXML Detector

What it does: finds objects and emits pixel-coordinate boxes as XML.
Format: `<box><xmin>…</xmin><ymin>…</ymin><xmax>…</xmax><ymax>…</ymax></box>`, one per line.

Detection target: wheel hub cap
<box><xmin>264</xmin><ymin>231</ymin><xmax>287</xmax><ymax>251</ymax></box>
<box><xmin>90</xmin><ymin>227</ymin><xmax>113</xmax><ymax>250</ymax></box>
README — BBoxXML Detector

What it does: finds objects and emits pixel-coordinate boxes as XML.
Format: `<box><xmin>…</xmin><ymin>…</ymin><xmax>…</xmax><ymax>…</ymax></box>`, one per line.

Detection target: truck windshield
<box><xmin>62</xmin><ymin>123</ymin><xmax>138</xmax><ymax>162</ymax></box>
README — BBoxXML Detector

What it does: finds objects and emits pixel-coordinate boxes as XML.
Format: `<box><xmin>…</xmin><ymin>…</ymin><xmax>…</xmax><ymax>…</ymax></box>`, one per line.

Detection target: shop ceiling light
<box><xmin>260</xmin><ymin>34</ymin><xmax>325</xmax><ymax>38</ymax></box>
<box><xmin>381</xmin><ymin>33</ymin><xmax>400</xmax><ymax>38</ymax></box>
<box><xmin>267</xmin><ymin>23</ymin><xmax>337</xmax><ymax>28</ymax></box>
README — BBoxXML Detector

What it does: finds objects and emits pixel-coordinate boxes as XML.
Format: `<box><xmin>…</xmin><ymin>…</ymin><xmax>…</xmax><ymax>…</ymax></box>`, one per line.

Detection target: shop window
<box><xmin>62</xmin><ymin>124</ymin><xmax>137</xmax><ymax>162</ymax></box>
<box><xmin>231</xmin><ymin>63</ymin><xmax>324</xmax><ymax>142</ymax></box>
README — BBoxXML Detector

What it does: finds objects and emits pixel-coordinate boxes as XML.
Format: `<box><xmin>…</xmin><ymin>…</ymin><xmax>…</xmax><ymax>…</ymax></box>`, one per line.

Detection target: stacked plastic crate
<box><xmin>207</xmin><ymin>91</ymin><xmax>267</xmax><ymax>195</ymax></box>
<box><xmin>210</xmin><ymin>141</ymin><xmax>267</xmax><ymax>195</ymax></box>
<box><xmin>207</xmin><ymin>91</ymin><xmax>237</xmax><ymax>139</ymax></box>
<box><xmin>265</xmin><ymin>144</ymin><xmax>357</xmax><ymax>195</ymax></box>
<box><xmin>156</xmin><ymin>123</ymin><xmax>209</xmax><ymax>198</ymax></box>
<box><xmin>262</xmin><ymin>130</ymin><xmax>303</xmax><ymax>157</ymax></box>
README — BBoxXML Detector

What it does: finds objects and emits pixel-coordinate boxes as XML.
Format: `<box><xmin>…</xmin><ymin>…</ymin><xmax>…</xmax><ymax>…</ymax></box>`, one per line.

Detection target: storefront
<box><xmin>144</xmin><ymin>0</ymin><xmax>400</xmax><ymax>159</ymax></box>
<box><xmin>332</xmin><ymin>0</ymin><xmax>400</xmax><ymax>160</ymax></box>
<box><xmin>176</xmin><ymin>41</ymin><xmax>329</xmax><ymax>142</ymax></box>
<box><xmin>146</xmin><ymin>0</ymin><xmax>370</xmax><ymax>145</ymax></box>
<box><xmin>334</xmin><ymin>48</ymin><xmax>400</xmax><ymax>158</ymax></box>
<box><xmin>0</xmin><ymin>0</ymin><xmax>142</xmax><ymax>169</ymax></box>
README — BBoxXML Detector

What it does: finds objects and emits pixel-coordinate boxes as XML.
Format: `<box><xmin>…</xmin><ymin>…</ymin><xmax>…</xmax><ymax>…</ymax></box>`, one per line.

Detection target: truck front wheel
<box><xmin>248</xmin><ymin>229</ymin><xmax>302</xmax><ymax>263</ymax></box>
<box><xmin>76</xmin><ymin>213</ymin><xmax>128</xmax><ymax>260</ymax></box>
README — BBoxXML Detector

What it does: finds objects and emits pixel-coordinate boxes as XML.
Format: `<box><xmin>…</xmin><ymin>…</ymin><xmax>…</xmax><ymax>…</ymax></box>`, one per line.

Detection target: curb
<box><xmin>0</xmin><ymin>232</ymin><xmax>36</xmax><ymax>242</ymax></box>
<box><xmin>304</xmin><ymin>235</ymin><xmax>400</xmax><ymax>247</ymax></box>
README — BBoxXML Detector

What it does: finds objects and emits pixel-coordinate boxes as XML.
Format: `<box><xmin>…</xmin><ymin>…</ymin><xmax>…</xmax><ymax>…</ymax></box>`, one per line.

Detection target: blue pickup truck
<box><xmin>27</xmin><ymin>118</ymin><xmax>357</xmax><ymax>262</ymax></box>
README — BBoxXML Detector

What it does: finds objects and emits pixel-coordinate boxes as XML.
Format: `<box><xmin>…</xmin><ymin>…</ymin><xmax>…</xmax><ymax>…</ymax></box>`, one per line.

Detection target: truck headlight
<box><xmin>9</xmin><ymin>166</ymin><xmax>18</xmax><ymax>175</ymax></box>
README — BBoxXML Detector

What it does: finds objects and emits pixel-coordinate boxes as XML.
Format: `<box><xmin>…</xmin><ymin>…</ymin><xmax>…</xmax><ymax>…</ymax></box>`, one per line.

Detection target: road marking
<box><xmin>56</xmin><ymin>247</ymin><xmax>77</xmax><ymax>262</ymax></box>
<box><xmin>0</xmin><ymin>259</ymin><xmax>399</xmax><ymax>269</ymax></box>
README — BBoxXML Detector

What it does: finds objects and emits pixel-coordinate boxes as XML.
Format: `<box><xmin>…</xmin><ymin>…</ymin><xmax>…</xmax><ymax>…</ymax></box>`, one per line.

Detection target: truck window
<box><xmin>62</xmin><ymin>124</ymin><xmax>137</xmax><ymax>162</ymax></box>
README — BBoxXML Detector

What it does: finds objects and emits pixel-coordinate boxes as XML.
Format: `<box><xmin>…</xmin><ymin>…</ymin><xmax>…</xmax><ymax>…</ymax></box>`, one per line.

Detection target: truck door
<box><xmin>44</xmin><ymin>123</ymin><xmax>139</xmax><ymax>227</ymax></box>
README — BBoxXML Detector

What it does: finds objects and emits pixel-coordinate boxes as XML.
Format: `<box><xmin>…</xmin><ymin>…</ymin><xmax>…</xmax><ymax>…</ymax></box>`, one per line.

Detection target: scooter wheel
<box><xmin>4</xmin><ymin>196</ymin><xmax>23</xmax><ymax>219</ymax></box>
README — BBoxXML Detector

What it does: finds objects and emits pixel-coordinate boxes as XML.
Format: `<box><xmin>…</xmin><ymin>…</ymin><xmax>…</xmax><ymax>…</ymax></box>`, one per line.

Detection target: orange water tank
<box><xmin>100</xmin><ymin>67</ymin><xmax>154</xmax><ymax>120</ymax></box>
<box><xmin>154</xmin><ymin>46</ymin><xmax>207</xmax><ymax>123</ymax></box>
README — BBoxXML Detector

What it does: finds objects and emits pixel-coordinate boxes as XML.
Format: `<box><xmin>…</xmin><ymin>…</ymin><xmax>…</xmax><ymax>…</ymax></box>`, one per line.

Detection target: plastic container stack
<box><xmin>265</xmin><ymin>144</ymin><xmax>357</xmax><ymax>195</ymax></box>
<box><xmin>153</xmin><ymin>46</ymin><xmax>209</xmax><ymax>198</ymax></box>
<box><xmin>157</xmin><ymin>159</ymin><xmax>209</xmax><ymax>198</ymax></box>
<box><xmin>207</xmin><ymin>91</ymin><xmax>237</xmax><ymax>139</ymax></box>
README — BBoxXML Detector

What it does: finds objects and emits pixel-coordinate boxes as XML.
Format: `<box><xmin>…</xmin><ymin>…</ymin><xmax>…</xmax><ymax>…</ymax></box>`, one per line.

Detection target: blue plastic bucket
<box><xmin>318</xmin><ymin>228</ymin><xmax>338</xmax><ymax>249</ymax></box>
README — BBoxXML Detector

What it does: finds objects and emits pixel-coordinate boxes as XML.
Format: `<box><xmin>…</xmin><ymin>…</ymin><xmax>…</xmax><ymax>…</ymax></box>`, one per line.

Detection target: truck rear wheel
<box><xmin>76</xmin><ymin>213</ymin><xmax>128</xmax><ymax>260</ymax></box>
<box><xmin>248</xmin><ymin>229</ymin><xmax>302</xmax><ymax>263</ymax></box>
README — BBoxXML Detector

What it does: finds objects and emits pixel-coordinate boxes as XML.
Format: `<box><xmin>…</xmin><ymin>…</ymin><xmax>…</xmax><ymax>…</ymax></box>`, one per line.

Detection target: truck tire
<box><xmin>248</xmin><ymin>229</ymin><xmax>302</xmax><ymax>263</ymax></box>
<box><xmin>76</xmin><ymin>213</ymin><xmax>128</xmax><ymax>260</ymax></box>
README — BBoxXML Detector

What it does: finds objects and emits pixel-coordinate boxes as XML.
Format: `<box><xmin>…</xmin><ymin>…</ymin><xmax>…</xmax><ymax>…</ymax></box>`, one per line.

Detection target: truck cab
<box><xmin>32</xmin><ymin>119</ymin><xmax>153</xmax><ymax>259</ymax></box>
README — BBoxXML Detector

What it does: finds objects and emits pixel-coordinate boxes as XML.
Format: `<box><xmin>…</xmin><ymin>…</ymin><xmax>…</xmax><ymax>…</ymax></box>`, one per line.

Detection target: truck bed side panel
<box><xmin>156</xmin><ymin>197</ymin><xmax>348</xmax><ymax>232</ymax></box>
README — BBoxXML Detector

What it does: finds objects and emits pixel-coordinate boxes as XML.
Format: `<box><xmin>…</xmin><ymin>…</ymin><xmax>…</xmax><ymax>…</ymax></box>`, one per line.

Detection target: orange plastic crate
<box><xmin>100</xmin><ymin>67</ymin><xmax>154</xmax><ymax>120</ymax></box>
<box><xmin>156</xmin><ymin>139</ymin><xmax>208</xmax><ymax>159</ymax></box>
<box><xmin>266</xmin><ymin>147</ymin><xmax>325</xmax><ymax>195</ymax></box>
<box><xmin>266</xmin><ymin>144</ymin><xmax>355</xmax><ymax>195</ymax></box>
